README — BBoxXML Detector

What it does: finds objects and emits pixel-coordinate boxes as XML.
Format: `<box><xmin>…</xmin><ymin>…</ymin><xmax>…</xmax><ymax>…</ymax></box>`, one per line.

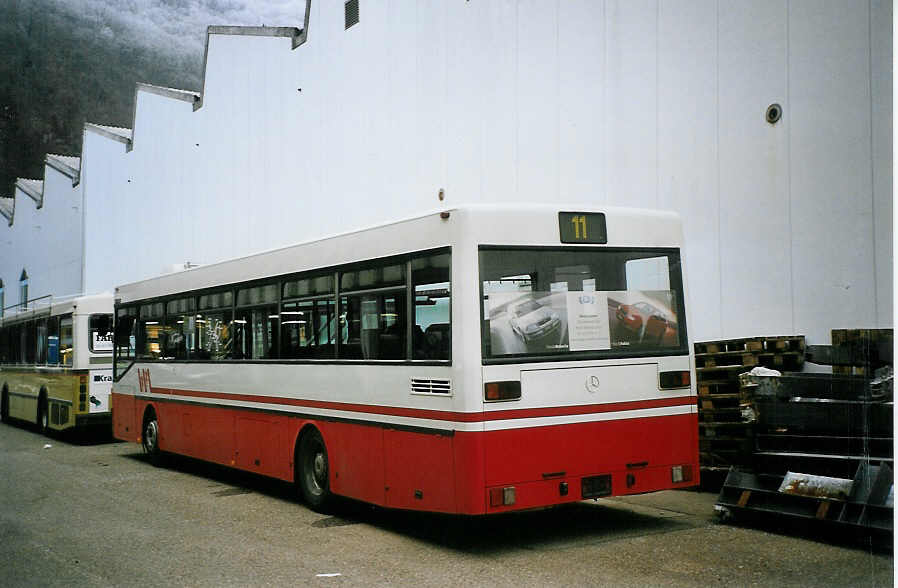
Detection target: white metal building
<box><xmin>1</xmin><ymin>0</ymin><xmax>892</xmax><ymax>344</ymax></box>
<box><xmin>0</xmin><ymin>155</ymin><xmax>84</xmax><ymax>315</ymax></box>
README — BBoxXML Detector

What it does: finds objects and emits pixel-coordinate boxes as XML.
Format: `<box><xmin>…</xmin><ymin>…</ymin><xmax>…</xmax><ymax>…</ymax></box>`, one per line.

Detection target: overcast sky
<box><xmin>48</xmin><ymin>0</ymin><xmax>308</xmax><ymax>58</ymax></box>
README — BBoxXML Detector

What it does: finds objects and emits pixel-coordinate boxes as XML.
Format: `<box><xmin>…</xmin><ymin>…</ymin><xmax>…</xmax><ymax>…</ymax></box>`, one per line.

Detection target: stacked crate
<box><xmin>716</xmin><ymin>368</ymin><xmax>893</xmax><ymax>547</ymax></box>
<box><xmin>693</xmin><ymin>335</ymin><xmax>806</xmax><ymax>487</ymax></box>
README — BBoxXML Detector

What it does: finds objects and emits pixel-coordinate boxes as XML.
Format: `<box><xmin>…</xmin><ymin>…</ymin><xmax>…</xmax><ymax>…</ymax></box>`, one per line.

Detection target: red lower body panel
<box><xmin>112</xmin><ymin>392</ymin><xmax>697</xmax><ymax>515</ymax></box>
<box><xmin>479</xmin><ymin>413</ymin><xmax>700</xmax><ymax>513</ymax></box>
<box><xmin>112</xmin><ymin>392</ymin><xmax>138</xmax><ymax>443</ymax></box>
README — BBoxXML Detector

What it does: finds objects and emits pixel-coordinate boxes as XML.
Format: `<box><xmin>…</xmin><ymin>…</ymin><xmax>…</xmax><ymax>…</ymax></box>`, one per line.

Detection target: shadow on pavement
<box><xmin>0</xmin><ymin>417</ymin><xmax>119</xmax><ymax>446</ymax></box>
<box><xmin>121</xmin><ymin>449</ymin><xmax>696</xmax><ymax>553</ymax></box>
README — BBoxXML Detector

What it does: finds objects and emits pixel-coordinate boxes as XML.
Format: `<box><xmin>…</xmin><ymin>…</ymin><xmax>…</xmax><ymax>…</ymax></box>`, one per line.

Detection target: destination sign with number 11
<box><xmin>558</xmin><ymin>212</ymin><xmax>607</xmax><ymax>244</ymax></box>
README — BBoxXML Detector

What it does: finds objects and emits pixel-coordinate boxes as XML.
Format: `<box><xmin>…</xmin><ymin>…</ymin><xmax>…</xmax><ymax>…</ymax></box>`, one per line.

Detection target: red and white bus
<box><xmin>112</xmin><ymin>205</ymin><xmax>698</xmax><ymax>514</ymax></box>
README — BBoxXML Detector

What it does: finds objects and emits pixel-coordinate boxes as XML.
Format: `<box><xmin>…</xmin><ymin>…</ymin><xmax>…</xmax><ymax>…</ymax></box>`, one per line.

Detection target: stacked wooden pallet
<box><xmin>693</xmin><ymin>335</ymin><xmax>806</xmax><ymax>486</ymax></box>
<box><xmin>830</xmin><ymin>328</ymin><xmax>893</xmax><ymax>376</ymax></box>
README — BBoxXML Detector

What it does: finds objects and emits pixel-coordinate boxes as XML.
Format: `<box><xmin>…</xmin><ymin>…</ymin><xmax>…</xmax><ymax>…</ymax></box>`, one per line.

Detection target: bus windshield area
<box><xmin>479</xmin><ymin>247</ymin><xmax>687</xmax><ymax>361</ymax></box>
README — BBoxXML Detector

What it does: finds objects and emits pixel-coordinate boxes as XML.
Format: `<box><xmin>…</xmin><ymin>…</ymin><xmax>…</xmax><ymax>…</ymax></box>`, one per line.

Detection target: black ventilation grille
<box><xmin>410</xmin><ymin>378</ymin><xmax>451</xmax><ymax>395</ymax></box>
<box><xmin>345</xmin><ymin>0</ymin><xmax>359</xmax><ymax>29</ymax></box>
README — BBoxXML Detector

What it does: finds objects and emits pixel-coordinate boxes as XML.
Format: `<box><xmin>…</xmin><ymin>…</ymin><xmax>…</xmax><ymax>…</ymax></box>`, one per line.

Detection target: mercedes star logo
<box><xmin>585</xmin><ymin>375</ymin><xmax>600</xmax><ymax>394</ymax></box>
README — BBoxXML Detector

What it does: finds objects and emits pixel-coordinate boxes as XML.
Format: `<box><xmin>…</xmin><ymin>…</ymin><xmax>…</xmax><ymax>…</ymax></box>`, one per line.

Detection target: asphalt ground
<box><xmin>0</xmin><ymin>419</ymin><xmax>892</xmax><ymax>587</ymax></box>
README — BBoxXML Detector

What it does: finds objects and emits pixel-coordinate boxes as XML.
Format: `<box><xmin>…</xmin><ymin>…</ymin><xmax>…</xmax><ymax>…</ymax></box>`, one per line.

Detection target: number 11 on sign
<box><xmin>571</xmin><ymin>215</ymin><xmax>587</xmax><ymax>239</ymax></box>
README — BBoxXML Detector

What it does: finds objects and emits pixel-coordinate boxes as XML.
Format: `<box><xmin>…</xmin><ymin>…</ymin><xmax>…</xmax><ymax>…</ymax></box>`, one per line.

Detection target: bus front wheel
<box><xmin>142</xmin><ymin>410</ymin><xmax>163</xmax><ymax>466</ymax></box>
<box><xmin>297</xmin><ymin>428</ymin><xmax>333</xmax><ymax>513</ymax></box>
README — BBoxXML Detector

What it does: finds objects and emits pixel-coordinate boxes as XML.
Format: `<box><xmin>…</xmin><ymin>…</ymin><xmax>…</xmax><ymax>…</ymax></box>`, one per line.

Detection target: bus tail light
<box><xmin>659</xmin><ymin>370</ymin><xmax>690</xmax><ymax>389</ymax></box>
<box><xmin>484</xmin><ymin>381</ymin><xmax>521</xmax><ymax>402</ymax></box>
<box><xmin>489</xmin><ymin>486</ymin><xmax>516</xmax><ymax>507</ymax></box>
<box><xmin>671</xmin><ymin>465</ymin><xmax>693</xmax><ymax>484</ymax></box>
<box><xmin>79</xmin><ymin>375</ymin><xmax>88</xmax><ymax>411</ymax></box>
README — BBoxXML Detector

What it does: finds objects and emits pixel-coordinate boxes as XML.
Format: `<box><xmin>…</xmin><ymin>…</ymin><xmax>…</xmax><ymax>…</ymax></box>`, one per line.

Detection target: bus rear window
<box><xmin>479</xmin><ymin>247</ymin><xmax>687</xmax><ymax>361</ymax></box>
<box><xmin>89</xmin><ymin>314</ymin><xmax>113</xmax><ymax>353</ymax></box>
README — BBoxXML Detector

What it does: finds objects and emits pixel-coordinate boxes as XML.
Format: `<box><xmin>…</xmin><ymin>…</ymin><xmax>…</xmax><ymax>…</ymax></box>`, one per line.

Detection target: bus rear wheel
<box><xmin>297</xmin><ymin>428</ymin><xmax>333</xmax><ymax>513</ymax></box>
<box><xmin>37</xmin><ymin>396</ymin><xmax>48</xmax><ymax>435</ymax></box>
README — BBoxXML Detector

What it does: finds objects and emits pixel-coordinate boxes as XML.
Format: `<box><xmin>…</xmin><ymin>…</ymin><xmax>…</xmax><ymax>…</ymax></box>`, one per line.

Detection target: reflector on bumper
<box><xmin>488</xmin><ymin>486</ymin><xmax>516</xmax><ymax>507</ymax></box>
<box><xmin>671</xmin><ymin>465</ymin><xmax>693</xmax><ymax>483</ymax></box>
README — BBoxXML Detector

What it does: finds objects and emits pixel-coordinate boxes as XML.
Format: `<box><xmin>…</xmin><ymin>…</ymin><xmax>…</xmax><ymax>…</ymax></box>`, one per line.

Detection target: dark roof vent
<box><xmin>345</xmin><ymin>0</ymin><xmax>359</xmax><ymax>29</ymax></box>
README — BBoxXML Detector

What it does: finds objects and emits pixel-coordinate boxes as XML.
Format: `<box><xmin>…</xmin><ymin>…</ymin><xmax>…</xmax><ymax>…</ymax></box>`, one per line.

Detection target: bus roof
<box><xmin>0</xmin><ymin>292</ymin><xmax>113</xmax><ymax>327</ymax></box>
<box><xmin>115</xmin><ymin>204</ymin><xmax>683</xmax><ymax>304</ymax></box>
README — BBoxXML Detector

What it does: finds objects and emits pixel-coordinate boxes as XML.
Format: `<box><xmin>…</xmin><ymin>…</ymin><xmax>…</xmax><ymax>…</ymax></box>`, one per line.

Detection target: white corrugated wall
<box><xmin>65</xmin><ymin>0</ymin><xmax>892</xmax><ymax>343</ymax></box>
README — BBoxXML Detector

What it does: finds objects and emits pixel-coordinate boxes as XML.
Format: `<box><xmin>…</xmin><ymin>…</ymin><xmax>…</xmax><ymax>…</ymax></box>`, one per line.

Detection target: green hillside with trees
<box><xmin>0</xmin><ymin>0</ymin><xmax>202</xmax><ymax>194</ymax></box>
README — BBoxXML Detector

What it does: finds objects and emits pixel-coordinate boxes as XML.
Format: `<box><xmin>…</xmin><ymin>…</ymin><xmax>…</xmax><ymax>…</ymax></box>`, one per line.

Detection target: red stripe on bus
<box><xmin>480</xmin><ymin>396</ymin><xmax>693</xmax><ymax>421</ymax></box>
<box><xmin>146</xmin><ymin>387</ymin><xmax>693</xmax><ymax>423</ymax></box>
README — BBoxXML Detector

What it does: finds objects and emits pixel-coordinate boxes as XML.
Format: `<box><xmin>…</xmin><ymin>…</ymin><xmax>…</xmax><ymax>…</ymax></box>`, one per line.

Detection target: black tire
<box><xmin>142</xmin><ymin>410</ymin><xmax>163</xmax><ymax>466</ymax></box>
<box><xmin>37</xmin><ymin>395</ymin><xmax>49</xmax><ymax>435</ymax></box>
<box><xmin>297</xmin><ymin>429</ymin><xmax>333</xmax><ymax>513</ymax></box>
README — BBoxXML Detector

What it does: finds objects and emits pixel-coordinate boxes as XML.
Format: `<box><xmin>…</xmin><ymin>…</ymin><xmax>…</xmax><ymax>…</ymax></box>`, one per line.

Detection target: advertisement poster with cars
<box><xmin>485</xmin><ymin>290</ymin><xmax>678</xmax><ymax>355</ymax></box>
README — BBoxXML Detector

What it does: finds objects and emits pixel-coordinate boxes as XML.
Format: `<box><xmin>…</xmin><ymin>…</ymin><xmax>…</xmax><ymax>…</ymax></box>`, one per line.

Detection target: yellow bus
<box><xmin>0</xmin><ymin>293</ymin><xmax>114</xmax><ymax>433</ymax></box>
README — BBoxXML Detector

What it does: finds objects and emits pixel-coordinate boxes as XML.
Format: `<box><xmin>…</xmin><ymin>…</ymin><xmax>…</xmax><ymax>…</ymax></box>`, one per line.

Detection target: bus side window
<box><xmin>234</xmin><ymin>284</ymin><xmax>279</xmax><ymax>360</ymax></box>
<box><xmin>412</xmin><ymin>253</ymin><xmax>451</xmax><ymax>360</ymax></box>
<box><xmin>47</xmin><ymin>316</ymin><xmax>59</xmax><ymax>364</ymax></box>
<box><xmin>197</xmin><ymin>290</ymin><xmax>234</xmax><ymax>361</ymax></box>
<box><xmin>339</xmin><ymin>261</ymin><xmax>407</xmax><ymax>361</ymax></box>
<box><xmin>339</xmin><ymin>292</ymin><xmax>407</xmax><ymax>360</ymax></box>
<box><xmin>24</xmin><ymin>319</ymin><xmax>36</xmax><ymax>364</ymax></box>
<box><xmin>196</xmin><ymin>310</ymin><xmax>233</xmax><ymax>360</ymax></box>
<box><xmin>137</xmin><ymin>303</ymin><xmax>164</xmax><ymax>360</ymax></box>
<box><xmin>59</xmin><ymin>316</ymin><xmax>73</xmax><ymax>366</ymax></box>
<box><xmin>163</xmin><ymin>298</ymin><xmax>195</xmax><ymax>360</ymax></box>
<box><xmin>10</xmin><ymin>324</ymin><xmax>22</xmax><ymax>363</ymax></box>
<box><xmin>281</xmin><ymin>298</ymin><xmax>335</xmax><ymax>359</ymax></box>
<box><xmin>0</xmin><ymin>325</ymin><xmax>10</xmax><ymax>363</ymax></box>
<box><xmin>35</xmin><ymin>318</ymin><xmax>47</xmax><ymax>364</ymax></box>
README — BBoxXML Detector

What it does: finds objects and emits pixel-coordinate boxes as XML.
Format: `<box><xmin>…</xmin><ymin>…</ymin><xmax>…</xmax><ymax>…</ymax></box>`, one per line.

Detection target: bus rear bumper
<box><xmin>480</xmin><ymin>412</ymin><xmax>700</xmax><ymax>513</ymax></box>
<box><xmin>76</xmin><ymin>412</ymin><xmax>112</xmax><ymax>427</ymax></box>
<box><xmin>484</xmin><ymin>463</ymin><xmax>699</xmax><ymax>513</ymax></box>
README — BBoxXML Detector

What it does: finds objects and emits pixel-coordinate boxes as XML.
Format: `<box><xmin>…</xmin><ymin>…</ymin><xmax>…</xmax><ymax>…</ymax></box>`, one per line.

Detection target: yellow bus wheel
<box><xmin>37</xmin><ymin>395</ymin><xmax>49</xmax><ymax>435</ymax></box>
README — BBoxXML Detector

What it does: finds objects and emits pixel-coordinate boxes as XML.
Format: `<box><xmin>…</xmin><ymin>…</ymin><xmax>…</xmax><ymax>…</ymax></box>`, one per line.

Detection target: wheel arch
<box><xmin>37</xmin><ymin>386</ymin><xmax>48</xmax><ymax>418</ymax></box>
<box><xmin>293</xmin><ymin>422</ymin><xmax>325</xmax><ymax>481</ymax></box>
<box><xmin>140</xmin><ymin>402</ymin><xmax>159</xmax><ymax>424</ymax></box>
